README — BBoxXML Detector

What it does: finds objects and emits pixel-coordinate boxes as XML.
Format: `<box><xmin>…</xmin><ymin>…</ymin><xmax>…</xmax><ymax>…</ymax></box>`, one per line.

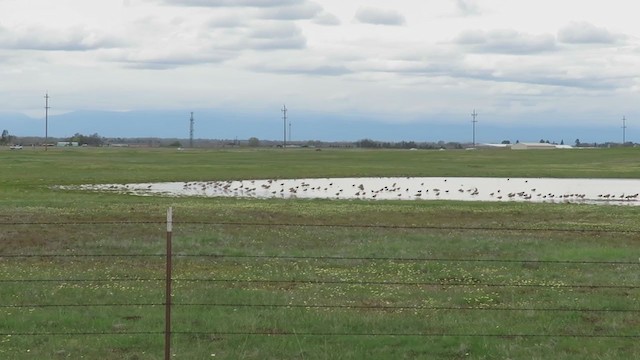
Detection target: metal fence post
<box><xmin>165</xmin><ymin>207</ymin><xmax>173</xmax><ymax>360</ymax></box>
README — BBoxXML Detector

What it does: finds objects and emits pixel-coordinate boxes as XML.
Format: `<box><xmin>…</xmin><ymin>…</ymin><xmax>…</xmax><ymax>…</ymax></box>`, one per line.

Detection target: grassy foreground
<box><xmin>1</xmin><ymin>147</ymin><xmax>639</xmax><ymax>359</ymax></box>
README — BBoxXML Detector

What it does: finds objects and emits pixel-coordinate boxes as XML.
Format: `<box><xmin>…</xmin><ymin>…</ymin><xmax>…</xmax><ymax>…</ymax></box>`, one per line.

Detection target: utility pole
<box><xmin>289</xmin><ymin>119</ymin><xmax>292</xmax><ymax>143</ymax></box>
<box><xmin>189</xmin><ymin>112</ymin><xmax>194</xmax><ymax>148</ymax></box>
<box><xmin>44</xmin><ymin>92</ymin><xmax>50</xmax><ymax>151</ymax></box>
<box><xmin>622</xmin><ymin>116</ymin><xmax>627</xmax><ymax>145</ymax></box>
<box><xmin>471</xmin><ymin>109</ymin><xmax>478</xmax><ymax>147</ymax></box>
<box><xmin>282</xmin><ymin>104</ymin><xmax>287</xmax><ymax>148</ymax></box>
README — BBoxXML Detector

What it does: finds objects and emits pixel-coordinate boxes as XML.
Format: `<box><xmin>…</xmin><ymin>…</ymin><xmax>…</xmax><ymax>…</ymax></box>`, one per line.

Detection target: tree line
<box><xmin>1</xmin><ymin>130</ymin><xmax>635</xmax><ymax>149</ymax></box>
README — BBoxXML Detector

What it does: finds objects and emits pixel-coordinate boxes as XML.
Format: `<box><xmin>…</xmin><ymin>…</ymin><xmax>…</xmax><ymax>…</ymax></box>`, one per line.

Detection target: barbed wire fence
<box><xmin>1</xmin><ymin>211</ymin><xmax>639</xmax><ymax>358</ymax></box>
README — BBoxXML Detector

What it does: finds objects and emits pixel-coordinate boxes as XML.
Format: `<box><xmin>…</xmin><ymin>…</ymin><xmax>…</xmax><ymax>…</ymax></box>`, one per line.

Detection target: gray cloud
<box><xmin>119</xmin><ymin>10</ymin><xmax>309</xmax><ymax>70</ymax></box>
<box><xmin>356</xmin><ymin>47</ymin><xmax>631</xmax><ymax>91</ymax></box>
<box><xmin>161</xmin><ymin>0</ymin><xmax>299</xmax><ymax>7</ymax></box>
<box><xmin>209</xmin><ymin>16</ymin><xmax>246</xmax><ymax>28</ymax></box>
<box><xmin>312</xmin><ymin>12</ymin><xmax>341</xmax><ymax>26</ymax></box>
<box><xmin>453</xmin><ymin>65</ymin><xmax>623</xmax><ymax>90</ymax></box>
<box><xmin>0</xmin><ymin>25</ymin><xmax>121</xmax><ymax>51</ymax></box>
<box><xmin>165</xmin><ymin>0</ymin><xmax>329</xmax><ymax>26</ymax></box>
<box><xmin>251</xmin><ymin>62</ymin><xmax>351</xmax><ymax>76</ymax></box>
<box><xmin>113</xmin><ymin>12</ymin><xmax>308</xmax><ymax>70</ymax></box>
<box><xmin>454</xmin><ymin>29</ymin><xmax>556</xmax><ymax>54</ymax></box>
<box><xmin>460</xmin><ymin>67</ymin><xmax>626</xmax><ymax>90</ymax></box>
<box><xmin>355</xmin><ymin>7</ymin><xmax>406</xmax><ymax>26</ymax></box>
<box><xmin>238</xmin><ymin>22</ymin><xmax>306</xmax><ymax>50</ymax></box>
<box><xmin>455</xmin><ymin>0</ymin><xmax>480</xmax><ymax>16</ymax></box>
<box><xmin>120</xmin><ymin>54</ymin><xmax>229</xmax><ymax>69</ymax></box>
<box><xmin>258</xmin><ymin>1</ymin><xmax>322</xmax><ymax>20</ymax></box>
<box><xmin>558</xmin><ymin>22</ymin><xmax>622</xmax><ymax>44</ymax></box>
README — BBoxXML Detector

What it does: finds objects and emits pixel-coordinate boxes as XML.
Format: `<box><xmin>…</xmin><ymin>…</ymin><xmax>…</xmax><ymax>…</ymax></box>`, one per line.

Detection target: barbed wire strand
<box><xmin>1</xmin><ymin>331</ymin><xmax>637</xmax><ymax>339</ymax></box>
<box><xmin>1</xmin><ymin>302</ymin><xmax>637</xmax><ymax>313</ymax></box>
<box><xmin>1</xmin><ymin>220</ymin><xmax>638</xmax><ymax>234</ymax></box>
<box><xmin>0</xmin><ymin>278</ymin><xmax>636</xmax><ymax>289</ymax></box>
<box><xmin>1</xmin><ymin>254</ymin><xmax>637</xmax><ymax>265</ymax></box>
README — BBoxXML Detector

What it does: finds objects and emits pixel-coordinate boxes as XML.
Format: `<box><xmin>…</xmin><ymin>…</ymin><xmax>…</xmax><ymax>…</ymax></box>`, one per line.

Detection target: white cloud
<box><xmin>354</xmin><ymin>7</ymin><xmax>406</xmax><ymax>26</ymax></box>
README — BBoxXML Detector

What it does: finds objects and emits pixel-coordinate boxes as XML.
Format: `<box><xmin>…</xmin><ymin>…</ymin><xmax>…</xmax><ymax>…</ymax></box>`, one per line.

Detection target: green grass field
<box><xmin>1</xmin><ymin>147</ymin><xmax>639</xmax><ymax>359</ymax></box>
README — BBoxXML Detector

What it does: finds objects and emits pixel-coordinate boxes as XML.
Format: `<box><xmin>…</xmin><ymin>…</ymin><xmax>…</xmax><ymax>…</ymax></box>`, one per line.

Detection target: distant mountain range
<box><xmin>0</xmin><ymin>109</ymin><xmax>629</xmax><ymax>144</ymax></box>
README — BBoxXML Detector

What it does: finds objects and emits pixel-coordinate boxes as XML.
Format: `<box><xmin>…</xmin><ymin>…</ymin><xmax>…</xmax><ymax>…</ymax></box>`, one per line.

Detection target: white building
<box><xmin>510</xmin><ymin>142</ymin><xmax>572</xmax><ymax>150</ymax></box>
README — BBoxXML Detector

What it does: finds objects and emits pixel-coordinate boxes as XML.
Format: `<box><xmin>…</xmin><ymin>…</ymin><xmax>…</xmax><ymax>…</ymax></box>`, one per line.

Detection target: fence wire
<box><xmin>1</xmin><ymin>220</ymin><xmax>638</xmax><ymax>344</ymax></box>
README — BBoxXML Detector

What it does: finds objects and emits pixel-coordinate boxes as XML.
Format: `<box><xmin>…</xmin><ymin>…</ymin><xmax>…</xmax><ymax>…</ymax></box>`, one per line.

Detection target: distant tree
<box><xmin>0</xmin><ymin>130</ymin><xmax>8</xmax><ymax>145</ymax></box>
<box><xmin>575</xmin><ymin>139</ymin><xmax>581</xmax><ymax>147</ymax></box>
<box><xmin>501</xmin><ymin>140</ymin><xmax>510</xmax><ymax>144</ymax></box>
<box><xmin>0</xmin><ymin>129</ymin><xmax>15</xmax><ymax>145</ymax></box>
<box><xmin>355</xmin><ymin>139</ymin><xmax>379</xmax><ymax>148</ymax></box>
<box><xmin>515</xmin><ymin>140</ymin><xmax>519</xmax><ymax>144</ymax></box>
<box><xmin>248</xmin><ymin>137</ymin><xmax>260</xmax><ymax>147</ymax></box>
<box><xmin>397</xmin><ymin>141</ymin><xmax>417</xmax><ymax>149</ymax></box>
<box><xmin>168</xmin><ymin>141</ymin><xmax>182</xmax><ymax>147</ymax></box>
<box><xmin>69</xmin><ymin>132</ymin><xmax>104</xmax><ymax>146</ymax></box>
<box><xmin>539</xmin><ymin>139</ymin><xmax>545</xmax><ymax>143</ymax></box>
<box><xmin>560</xmin><ymin>139</ymin><xmax>564</xmax><ymax>145</ymax></box>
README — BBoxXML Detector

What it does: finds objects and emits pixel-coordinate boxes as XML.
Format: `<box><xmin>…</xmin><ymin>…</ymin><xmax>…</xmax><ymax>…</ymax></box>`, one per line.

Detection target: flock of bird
<box><xmin>71</xmin><ymin>176</ymin><xmax>640</xmax><ymax>206</ymax></box>
<box><xmin>129</xmin><ymin>178</ymin><xmax>640</xmax><ymax>204</ymax></box>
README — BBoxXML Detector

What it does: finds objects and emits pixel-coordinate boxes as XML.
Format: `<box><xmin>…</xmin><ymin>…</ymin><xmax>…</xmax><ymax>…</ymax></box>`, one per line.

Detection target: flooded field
<box><xmin>67</xmin><ymin>177</ymin><xmax>640</xmax><ymax>206</ymax></box>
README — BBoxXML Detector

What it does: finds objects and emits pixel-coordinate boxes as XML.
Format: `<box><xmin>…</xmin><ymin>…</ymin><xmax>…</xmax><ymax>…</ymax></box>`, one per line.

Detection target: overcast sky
<box><xmin>1</xmin><ymin>0</ymin><xmax>638</xmax><ymax>128</ymax></box>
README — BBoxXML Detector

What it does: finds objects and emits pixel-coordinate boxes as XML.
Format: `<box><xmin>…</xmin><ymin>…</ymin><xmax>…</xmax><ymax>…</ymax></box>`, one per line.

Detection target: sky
<box><xmin>0</xmin><ymin>0</ymin><xmax>639</xmax><ymax>140</ymax></box>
